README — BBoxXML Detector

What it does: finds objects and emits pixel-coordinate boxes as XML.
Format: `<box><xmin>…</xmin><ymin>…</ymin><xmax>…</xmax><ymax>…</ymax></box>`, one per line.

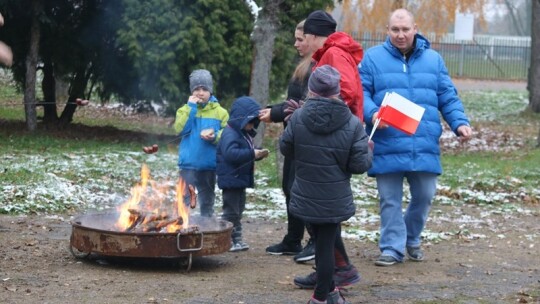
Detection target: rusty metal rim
<box><xmin>69</xmin><ymin>212</ymin><xmax>233</xmax><ymax>265</ymax></box>
<box><xmin>70</xmin><ymin>212</ymin><xmax>230</xmax><ymax>235</ymax></box>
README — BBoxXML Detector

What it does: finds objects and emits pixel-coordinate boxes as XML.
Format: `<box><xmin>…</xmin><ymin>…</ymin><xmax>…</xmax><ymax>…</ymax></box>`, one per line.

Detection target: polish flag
<box><xmin>378</xmin><ymin>92</ymin><xmax>425</xmax><ymax>135</ymax></box>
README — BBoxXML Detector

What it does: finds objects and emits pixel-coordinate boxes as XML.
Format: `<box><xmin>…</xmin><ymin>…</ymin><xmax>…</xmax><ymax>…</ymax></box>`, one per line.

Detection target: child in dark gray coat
<box><xmin>280</xmin><ymin>65</ymin><xmax>372</xmax><ymax>304</ymax></box>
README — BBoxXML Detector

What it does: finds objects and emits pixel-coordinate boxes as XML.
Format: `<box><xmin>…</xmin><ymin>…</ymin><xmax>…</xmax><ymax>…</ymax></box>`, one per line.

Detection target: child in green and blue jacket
<box><xmin>174</xmin><ymin>69</ymin><xmax>229</xmax><ymax>217</ymax></box>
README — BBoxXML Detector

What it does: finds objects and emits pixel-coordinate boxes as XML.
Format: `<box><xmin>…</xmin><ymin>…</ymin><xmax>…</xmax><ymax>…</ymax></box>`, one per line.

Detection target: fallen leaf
<box><xmin>6</xmin><ymin>286</ymin><xmax>17</xmax><ymax>292</ymax></box>
<box><xmin>25</xmin><ymin>241</ymin><xmax>37</xmax><ymax>247</ymax></box>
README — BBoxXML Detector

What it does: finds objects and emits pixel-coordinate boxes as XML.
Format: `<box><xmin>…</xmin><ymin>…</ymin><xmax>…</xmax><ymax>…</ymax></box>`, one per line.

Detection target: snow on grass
<box><xmin>2</xmin><ymin>148</ymin><xmax>536</xmax><ymax>244</ymax></box>
<box><xmin>1</xmin><ymin>90</ymin><xmax>538</xmax><ymax>244</ymax></box>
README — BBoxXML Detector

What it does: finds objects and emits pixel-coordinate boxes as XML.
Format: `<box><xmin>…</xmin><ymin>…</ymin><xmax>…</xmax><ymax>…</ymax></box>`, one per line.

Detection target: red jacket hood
<box><xmin>312</xmin><ymin>32</ymin><xmax>363</xmax><ymax>64</ymax></box>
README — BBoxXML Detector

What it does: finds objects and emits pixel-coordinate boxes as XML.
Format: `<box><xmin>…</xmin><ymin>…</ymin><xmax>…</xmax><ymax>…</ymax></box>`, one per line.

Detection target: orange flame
<box><xmin>115</xmin><ymin>164</ymin><xmax>190</xmax><ymax>232</ymax></box>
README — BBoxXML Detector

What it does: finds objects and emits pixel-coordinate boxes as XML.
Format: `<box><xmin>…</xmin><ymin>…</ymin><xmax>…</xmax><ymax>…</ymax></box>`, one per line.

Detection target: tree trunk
<box><xmin>23</xmin><ymin>0</ymin><xmax>41</xmax><ymax>132</ymax></box>
<box><xmin>249</xmin><ymin>0</ymin><xmax>280</xmax><ymax>148</ymax></box>
<box><xmin>537</xmin><ymin>125</ymin><xmax>540</xmax><ymax>147</ymax></box>
<box><xmin>58</xmin><ymin>66</ymin><xmax>88</xmax><ymax>129</ymax></box>
<box><xmin>42</xmin><ymin>60</ymin><xmax>59</xmax><ymax>125</ymax></box>
<box><xmin>530</xmin><ymin>0</ymin><xmax>540</xmax><ymax>113</ymax></box>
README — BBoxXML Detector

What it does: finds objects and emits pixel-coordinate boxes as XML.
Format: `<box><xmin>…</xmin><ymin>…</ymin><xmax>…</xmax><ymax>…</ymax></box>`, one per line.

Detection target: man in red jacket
<box><xmin>303</xmin><ymin>10</ymin><xmax>364</xmax><ymax>122</ymax></box>
<box><xmin>292</xmin><ymin>10</ymin><xmax>363</xmax><ymax>291</ymax></box>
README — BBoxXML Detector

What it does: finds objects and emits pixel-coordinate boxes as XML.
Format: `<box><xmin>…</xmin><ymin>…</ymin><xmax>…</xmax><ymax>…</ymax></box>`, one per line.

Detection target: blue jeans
<box><xmin>180</xmin><ymin>169</ymin><xmax>216</xmax><ymax>217</ymax></box>
<box><xmin>376</xmin><ymin>172</ymin><xmax>437</xmax><ymax>261</ymax></box>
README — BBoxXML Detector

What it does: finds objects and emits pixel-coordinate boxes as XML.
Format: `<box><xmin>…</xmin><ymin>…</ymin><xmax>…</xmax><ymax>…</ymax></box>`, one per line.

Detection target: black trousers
<box><xmin>281</xmin><ymin>157</ymin><xmax>312</xmax><ymax>246</ymax></box>
<box><xmin>311</xmin><ymin>223</ymin><xmax>340</xmax><ymax>301</ymax></box>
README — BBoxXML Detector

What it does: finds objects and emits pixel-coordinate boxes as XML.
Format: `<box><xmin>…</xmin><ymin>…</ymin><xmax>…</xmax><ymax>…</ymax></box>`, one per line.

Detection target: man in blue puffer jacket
<box><xmin>359</xmin><ymin>8</ymin><xmax>473</xmax><ymax>266</ymax></box>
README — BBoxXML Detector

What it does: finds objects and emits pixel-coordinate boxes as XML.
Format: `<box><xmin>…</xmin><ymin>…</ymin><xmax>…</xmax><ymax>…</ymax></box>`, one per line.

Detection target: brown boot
<box><xmin>327</xmin><ymin>288</ymin><xmax>351</xmax><ymax>304</ymax></box>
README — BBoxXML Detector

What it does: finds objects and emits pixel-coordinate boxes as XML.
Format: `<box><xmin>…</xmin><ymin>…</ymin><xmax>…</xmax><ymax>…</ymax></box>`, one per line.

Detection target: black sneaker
<box><xmin>374</xmin><ymin>254</ymin><xmax>399</xmax><ymax>266</ymax></box>
<box><xmin>327</xmin><ymin>288</ymin><xmax>351</xmax><ymax>304</ymax></box>
<box><xmin>294</xmin><ymin>239</ymin><xmax>315</xmax><ymax>263</ymax></box>
<box><xmin>406</xmin><ymin>246</ymin><xmax>424</xmax><ymax>261</ymax></box>
<box><xmin>294</xmin><ymin>271</ymin><xmax>317</xmax><ymax>289</ymax></box>
<box><xmin>265</xmin><ymin>242</ymin><xmax>302</xmax><ymax>255</ymax></box>
<box><xmin>294</xmin><ymin>265</ymin><xmax>361</xmax><ymax>289</ymax></box>
<box><xmin>333</xmin><ymin>265</ymin><xmax>361</xmax><ymax>287</ymax></box>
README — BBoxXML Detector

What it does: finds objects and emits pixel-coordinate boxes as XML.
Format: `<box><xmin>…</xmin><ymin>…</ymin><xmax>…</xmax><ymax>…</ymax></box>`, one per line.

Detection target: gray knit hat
<box><xmin>308</xmin><ymin>65</ymin><xmax>341</xmax><ymax>97</ymax></box>
<box><xmin>189</xmin><ymin>69</ymin><xmax>213</xmax><ymax>94</ymax></box>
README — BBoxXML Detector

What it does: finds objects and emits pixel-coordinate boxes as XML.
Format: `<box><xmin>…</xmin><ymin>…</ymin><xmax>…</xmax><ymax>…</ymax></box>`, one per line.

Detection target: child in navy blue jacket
<box><xmin>216</xmin><ymin>96</ymin><xmax>269</xmax><ymax>252</ymax></box>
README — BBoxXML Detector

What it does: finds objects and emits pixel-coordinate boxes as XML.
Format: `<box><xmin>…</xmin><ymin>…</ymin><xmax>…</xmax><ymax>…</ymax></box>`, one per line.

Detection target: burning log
<box><xmin>140</xmin><ymin>217</ymin><xmax>184</xmax><ymax>233</ymax></box>
<box><xmin>188</xmin><ymin>184</ymin><xmax>197</xmax><ymax>209</ymax></box>
<box><xmin>142</xmin><ymin>213</ymin><xmax>169</xmax><ymax>224</ymax></box>
<box><xmin>124</xmin><ymin>209</ymin><xmax>186</xmax><ymax>233</ymax></box>
<box><xmin>126</xmin><ymin>209</ymin><xmax>145</xmax><ymax>231</ymax></box>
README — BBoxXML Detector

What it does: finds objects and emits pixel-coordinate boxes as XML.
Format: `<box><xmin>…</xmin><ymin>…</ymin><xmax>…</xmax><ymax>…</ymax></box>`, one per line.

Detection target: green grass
<box><xmin>445</xmin><ymin>58</ymin><xmax>528</xmax><ymax>80</ymax></box>
<box><xmin>0</xmin><ymin>81</ymin><xmax>174</xmax><ymax>135</ymax></box>
<box><xmin>70</xmin><ymin>113</ymin><xmax>176</xmax><ymax>135</ymax></box>
<box><xmin>1</xmin><ymin>82</ymin><xmax>539</xmax><ymax>214</ymax></box>
<box><xmin>437</xmin><ymin>90</ymin><xmax>540</xmax><ymax>205</ymax></box>
<box><xmin>441</xmin><ymin>150</ymin><xmax>540</xmax><ymax>202</ymax></box>
<box><xmin>459</xmin><ymin>90</ymin><xmax>530</xmax><ymax>122</ymax></box>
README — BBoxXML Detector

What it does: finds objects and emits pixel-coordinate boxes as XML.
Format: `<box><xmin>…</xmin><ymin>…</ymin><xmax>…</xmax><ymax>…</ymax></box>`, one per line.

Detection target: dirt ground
<box><xmin>1</xmin><ymin>202</ymin><xmax>539</xmax><ymax>304</ymax></box>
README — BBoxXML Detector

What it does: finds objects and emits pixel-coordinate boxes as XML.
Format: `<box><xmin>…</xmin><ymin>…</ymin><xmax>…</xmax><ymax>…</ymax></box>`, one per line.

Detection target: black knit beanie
<box><xmin>304</xmin><ymin>10</ymin><xmax>337</xmax><ymax>37</ymax></box>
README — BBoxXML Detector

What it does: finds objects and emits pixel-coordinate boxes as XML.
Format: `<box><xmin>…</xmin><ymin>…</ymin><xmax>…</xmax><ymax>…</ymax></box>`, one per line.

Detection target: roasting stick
<box><xmin>140</xmin><ymin>115</ymin><xmax>271</xmax><ymax>208</ymax></box>
<box><xmin>141</xmin><ymin>115</ymin><xmax>259</xmax><ymax>155</ymax></box>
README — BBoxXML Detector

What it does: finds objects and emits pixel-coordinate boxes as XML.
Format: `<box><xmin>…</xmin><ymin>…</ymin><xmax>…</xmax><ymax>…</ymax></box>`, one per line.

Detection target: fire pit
<box><xmin>70</xmin><ymin>212</ymin><xmax>232</xmax><ymax>270</ymax></box>
<box><xmin>69</xmin><ymin>164</ymin><xmax>232</xmax><ymax>271</ymax></box>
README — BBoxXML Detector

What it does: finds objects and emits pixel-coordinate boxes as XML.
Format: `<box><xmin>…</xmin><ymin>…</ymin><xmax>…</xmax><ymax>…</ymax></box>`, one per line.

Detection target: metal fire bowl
<box><xmin>70</xmin><ymin>212</ymin><xmax>233</xmax><ymax>259</ymax></box>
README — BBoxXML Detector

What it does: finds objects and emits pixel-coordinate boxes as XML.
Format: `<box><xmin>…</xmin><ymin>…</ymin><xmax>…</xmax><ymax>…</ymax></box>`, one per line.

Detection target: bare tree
<box><xmin>503</xmin><ymin>0</ymin><xmax>527</xmax><ymax>35</ymax></box>
<box><xmin>531</xmin><ymin>0</ymin><xmax>540</xmax><ymax>112</ymax></box>
<box><xmin>249</xmin><ymin>0</ymin><xmax>280</xmax><ymax>148</ymax></box>
<box><xmin>23</xmin><ymin>0</ymin><xmax>41</xmax><ymax>131</ymax></box>
<box><xmin>537</xmin><ymin>127</ymin><xmax>540</xmax><ymax>147</ymax></box>
<box><xmin>532</xmin><ymin>0</ymin><xmax>540</xmax><ymax>146</ymax></box>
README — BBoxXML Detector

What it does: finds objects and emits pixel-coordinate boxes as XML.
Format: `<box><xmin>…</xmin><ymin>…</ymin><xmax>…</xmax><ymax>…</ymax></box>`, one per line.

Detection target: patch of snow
<box><xmin>1</xmin><ymin>138</ymin><xmax>538</xmax><ymax>244</ymax></box>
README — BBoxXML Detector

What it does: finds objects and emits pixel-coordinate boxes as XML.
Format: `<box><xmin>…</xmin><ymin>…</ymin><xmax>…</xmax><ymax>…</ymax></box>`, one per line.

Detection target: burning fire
<box><xmin>115</xmin><ymin>164</ymin><xmax>192</xmax><ymax>233</ymax></box>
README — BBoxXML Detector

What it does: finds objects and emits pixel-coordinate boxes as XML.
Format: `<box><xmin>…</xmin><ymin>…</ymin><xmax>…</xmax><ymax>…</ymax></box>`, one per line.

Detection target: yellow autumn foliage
<box><xmin>341</xmin><ymin>0</ymin><xmax>487</xmax><ymax>39</ymax></box>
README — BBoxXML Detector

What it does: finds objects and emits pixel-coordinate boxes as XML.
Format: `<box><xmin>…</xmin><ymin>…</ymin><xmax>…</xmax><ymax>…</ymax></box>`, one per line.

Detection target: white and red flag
<box><xmin>369</xmin><ymin>92</ymin><xmax>425</xmax><ymax>140</ymax></box>
<box><xmin>379</xmin><ymin>92</ymin><xmax>425</xmax><ymax>135</ymax></box>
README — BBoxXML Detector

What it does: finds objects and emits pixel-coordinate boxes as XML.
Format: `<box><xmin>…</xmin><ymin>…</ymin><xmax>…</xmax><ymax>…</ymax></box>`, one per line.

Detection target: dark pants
<box><xmin>334</xmin><ymin>229</ymin><xmax>351</xmax><ymax>268</ymax></box>
<box><xmin>221</xmin><ymin>188</ymin><xmax>246</xmax><ymax>243</ymax></box>
<box><xmin>311</xmin><ymin>223</ymin><xmax>340</xmax><ymax>301</ymax></box>
<box><xmin>281</xmin><ymin>157</ymin><xmax>312</xmax><ymax>246</ymax></box>
<box><xmin>180</xmin><ymin>169</ymin><xmax>216</xmax><ymax>217</ymax></box>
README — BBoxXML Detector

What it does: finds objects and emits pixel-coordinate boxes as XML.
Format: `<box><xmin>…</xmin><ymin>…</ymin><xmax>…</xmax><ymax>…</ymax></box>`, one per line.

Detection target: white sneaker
<box><xmin>229</xmin><ymin>241</ymin><xmax>249</xmax><ymax>252</ymax></box>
